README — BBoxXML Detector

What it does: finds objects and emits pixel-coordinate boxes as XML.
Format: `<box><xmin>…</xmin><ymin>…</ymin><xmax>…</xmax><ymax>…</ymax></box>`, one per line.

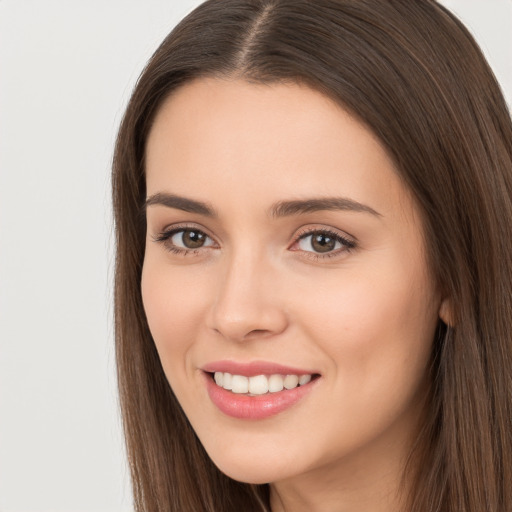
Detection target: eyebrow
<box><xmin>270</xmin><ymin>197</ymin><xmax>381</xmax><ymax>218</ymax></box>
<box><xmin>144</xmin><ymin>192</ymin><xmax>217</xmax><ymax>217</ymax></box>
<box><xmin>144</xmin><ymin>192</ymin><xmax>381</xmax><ymax>218</ymax></box>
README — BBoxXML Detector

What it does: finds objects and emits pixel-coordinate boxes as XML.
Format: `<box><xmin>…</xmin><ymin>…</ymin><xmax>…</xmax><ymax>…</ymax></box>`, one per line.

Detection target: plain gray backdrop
<box><xmin>0</xmin><ymin>1</ymin><xmax>510</xmax><ymax>511</ymax></box>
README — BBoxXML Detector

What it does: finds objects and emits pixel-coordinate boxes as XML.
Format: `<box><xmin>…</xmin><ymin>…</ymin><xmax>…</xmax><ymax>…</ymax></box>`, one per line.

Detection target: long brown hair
<box><xmin>112</xmin><ymin>1</ymin><xmax>512</xmax><ymax>510</ymax></box>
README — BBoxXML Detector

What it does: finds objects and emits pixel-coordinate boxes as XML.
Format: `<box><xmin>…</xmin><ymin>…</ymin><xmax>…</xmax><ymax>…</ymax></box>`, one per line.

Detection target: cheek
<box><xmin>291</xmin><ymin>260</ymin><xmax>438</xmax><ymax>391</ymax></box>
<box><xmin>140</xmin><ymin>256</ymin><xmax>209</xmax><ymax>368</ymax></box>
<box><xmin>283</xmin><ymin>266</ymin><xmax>438</xmax><ymax>459</ymax></box>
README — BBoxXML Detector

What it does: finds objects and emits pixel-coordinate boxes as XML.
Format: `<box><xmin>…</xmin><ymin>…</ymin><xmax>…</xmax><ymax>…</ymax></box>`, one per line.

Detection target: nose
<box><xmin>206</xmin><ymin>250</ymin><xmax>289</xmax><ymax>342</ymax></box>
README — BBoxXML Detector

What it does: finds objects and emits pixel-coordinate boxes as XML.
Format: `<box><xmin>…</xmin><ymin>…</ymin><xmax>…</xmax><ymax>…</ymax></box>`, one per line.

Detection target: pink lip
<box><xmin>201</xmin><ymin>362</ymin><xmax>320</xmax><ymax>420</ymax></box>
<box><xmin>201</xmin><ymin>360</ymin><xmax>317</xmax><ymax>377</ymax></box>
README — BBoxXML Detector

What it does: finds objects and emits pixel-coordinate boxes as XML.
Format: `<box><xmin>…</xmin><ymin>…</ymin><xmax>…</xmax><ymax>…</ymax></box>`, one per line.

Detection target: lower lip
<box><xmin>204</xmin><ymin>373</ymin><xmax>319</xmax><ymax>420</ymax></box>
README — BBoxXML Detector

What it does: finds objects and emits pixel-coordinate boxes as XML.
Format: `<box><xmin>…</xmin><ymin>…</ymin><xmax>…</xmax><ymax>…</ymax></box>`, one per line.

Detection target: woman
<box><xmin>112</xmin><ymin>0</ymin><xmax>512</xmax><ymax>510</ymax></box>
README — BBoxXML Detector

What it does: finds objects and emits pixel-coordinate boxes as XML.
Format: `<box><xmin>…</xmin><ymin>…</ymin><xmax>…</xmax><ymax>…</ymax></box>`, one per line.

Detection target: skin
<box><xmin>142</xmin><ymin>77</ymin><xmax>451</xmax><ymax>512</ymax></box>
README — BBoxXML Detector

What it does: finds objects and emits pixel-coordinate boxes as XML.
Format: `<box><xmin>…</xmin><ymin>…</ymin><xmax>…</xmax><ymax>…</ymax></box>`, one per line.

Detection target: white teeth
<box><xmin>283</xmin><ymin>374</ymin><xmax>299</xmax><ymax>389</ymax></box>
<box><xmin>249</xmin><ymin>375</ymin><xmax>269</xmax><ymax>395</ymax></box>
<box><xmin>231</xmin><ymin>375</ymin><xmax>249</xmax><ymax>394</ymax></box>
<box><xmin>222</xmin><ymin>372</ymin><xmax>232</xmax><ymax>390</ymax></box>
<box><xmin>299</xmin><ymin>374</ymin><xmax>312</xmax><ymax>386</ymax></box>
<box><xmin>268</xmin><ymin>374</ymin><xmax>284</xmax><ymax>393</ymax></box>
<box><xmin>213</xmin><ymin>372</ymin><xmax>314</xmax><ymax>394</ymax></box>
<box><xmin>214</xmin><ymin>372</ymin><xmax>223</xmax><ymax>386</ymax></box>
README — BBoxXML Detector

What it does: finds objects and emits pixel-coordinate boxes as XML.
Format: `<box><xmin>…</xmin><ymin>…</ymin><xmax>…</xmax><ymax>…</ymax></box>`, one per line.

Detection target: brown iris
<box><xmin>311</xmin><ymin>232</ymin><xmax>337</xmax><ymax>253</ymax></box>
<box><xmin>181</xmin><ymin>229</ymin><xmax>207</xmax><ymax>248</ymax></box>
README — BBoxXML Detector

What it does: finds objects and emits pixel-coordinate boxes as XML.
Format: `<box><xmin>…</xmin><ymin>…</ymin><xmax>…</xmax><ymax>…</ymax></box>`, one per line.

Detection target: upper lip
<box><xmin>201</xmin><ymin>360</ymin><xmax>318</xmax><ymax>377</ymax></box>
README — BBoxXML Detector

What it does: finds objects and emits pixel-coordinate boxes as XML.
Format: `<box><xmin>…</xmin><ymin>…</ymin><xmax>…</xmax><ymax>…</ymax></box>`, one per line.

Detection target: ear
<box><xmin>439</xmin><ymin>297</ymin><xmax>454</xmax><ymax>327</ymax></box>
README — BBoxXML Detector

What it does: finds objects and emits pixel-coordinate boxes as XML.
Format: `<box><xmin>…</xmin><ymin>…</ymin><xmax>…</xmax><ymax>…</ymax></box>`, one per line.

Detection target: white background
<box><xmin>0</xmin><ymin>1</ymin><xmax>510</xmax><ymax>511</ymax></box>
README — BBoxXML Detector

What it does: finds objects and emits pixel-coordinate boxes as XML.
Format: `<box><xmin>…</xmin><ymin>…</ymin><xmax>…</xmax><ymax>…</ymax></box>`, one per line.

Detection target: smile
<box><xmin>213</xmin><ymin>372</ymin><xmax>313</xmax><ymax>395</ymax></box>
<box><xmin>202</xmin><ymin>364</ymin><xmax>320</xmax><ymax>420</ymax></box>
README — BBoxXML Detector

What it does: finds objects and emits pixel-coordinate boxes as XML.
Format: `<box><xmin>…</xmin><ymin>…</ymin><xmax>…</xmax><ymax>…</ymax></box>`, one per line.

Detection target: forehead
<box><xmin>145</xmin><ymin>77</ymin><xmax>413</xmax><ymax>221</ymax></box>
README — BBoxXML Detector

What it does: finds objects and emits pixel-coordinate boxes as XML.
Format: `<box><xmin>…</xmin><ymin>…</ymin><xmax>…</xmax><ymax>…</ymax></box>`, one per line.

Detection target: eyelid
<box><xmin>152</xmin><ymin>223</ymin><xmax>219</xmax><ymax>254</ymax></box>
<box><xmin>153</xmin><ymin>222</ymin><xmax>217</xmax><ymax>240</ymax></box>
<box><xmin>294</xmin><ymin>224</ymin><xmax>356</xmax><ymax>241</ymax></box>
<box><xmin>151</xmin><ymin>222</ymin><xmax>356</xmax><ymax>260</ymax></box>
<box><xmin>289</xmin><ymin>225</ymin><xmax>357</xmax><ymax>258</ymax></box>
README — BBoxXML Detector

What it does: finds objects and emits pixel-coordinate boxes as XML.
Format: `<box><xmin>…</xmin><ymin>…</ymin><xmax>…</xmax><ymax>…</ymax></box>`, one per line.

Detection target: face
<box><xmin>142</xmin><ymin>78</ymin><xmax>446</xmax><ymax>489</ymax></box>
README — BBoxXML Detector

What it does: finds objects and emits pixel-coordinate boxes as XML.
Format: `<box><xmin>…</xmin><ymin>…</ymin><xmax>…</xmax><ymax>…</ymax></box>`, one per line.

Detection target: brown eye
<box><xmin>157</xmin><ymin>228</ymin><xmax>215</xmax><ymax>251</ymax></box>
<box><xmin>310</xmin><ymin>233</ymin><xmax>337</xmax><ymax>253</ymax></box>
<box><xmin>178</xmin><ymin>229</ymin><xmax>208</xmax><ymax>248</ymax></box>
<box><xmin>295</xmin><ymin>230</ymin><xmax>355</xmax><ymax>256</ymax></box>
<box><xmin>154</xmin><ymin>226</ymin><xmax>216</xmax><ymax>254</ymax></box>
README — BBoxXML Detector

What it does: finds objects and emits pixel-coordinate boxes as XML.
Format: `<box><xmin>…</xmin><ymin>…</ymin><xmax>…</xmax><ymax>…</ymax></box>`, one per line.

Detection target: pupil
<box><xmin>312</xmin><ymin>233</ymin><xmax>335</xmax><ymax>253</ymax></box>
<box><xmin>183</xmin><ymin>230</ymin><xmax>205</xmax><ymax>248</ymax></box>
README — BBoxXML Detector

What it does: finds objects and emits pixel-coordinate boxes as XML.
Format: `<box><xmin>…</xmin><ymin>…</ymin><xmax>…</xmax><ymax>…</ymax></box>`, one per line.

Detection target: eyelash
<box><xmin>152</xmin><ymin>225</ymin><xmax>214</xmax><ymax>256</ymax></box>
<box><xmin>152</xmin><ymin>225</ymin><xmax>357</xmax><ymax>260</ymax></box>
<box><xmin>293</xmin><ymin>228</ymin><xmax>356</xmax><ymax>260</ymax></box>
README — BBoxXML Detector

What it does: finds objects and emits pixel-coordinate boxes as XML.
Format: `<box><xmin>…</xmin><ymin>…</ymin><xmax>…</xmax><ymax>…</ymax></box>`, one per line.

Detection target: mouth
<box><xmin>202</xmin><ymin>366</ymin><xmax>321</xmax><ymax>420</ymax></box>
<box><xmin>207</xmin><ymin>371</ymin><xmax>320</xmax><ymax>396</ymax></box>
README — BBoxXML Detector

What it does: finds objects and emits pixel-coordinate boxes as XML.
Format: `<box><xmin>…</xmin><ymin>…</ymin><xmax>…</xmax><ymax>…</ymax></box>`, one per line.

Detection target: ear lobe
<box><xmin>439</xmin><ymin>297</ymin><xmax>454</xmax><ymax>327</ymax></box>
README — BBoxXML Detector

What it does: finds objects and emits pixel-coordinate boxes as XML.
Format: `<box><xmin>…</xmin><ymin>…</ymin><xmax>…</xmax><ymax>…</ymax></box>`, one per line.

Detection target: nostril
<box><xmin>244</xmin><ymin>328</ymin><xmax>272</xmax><ymax>339</ymax></box>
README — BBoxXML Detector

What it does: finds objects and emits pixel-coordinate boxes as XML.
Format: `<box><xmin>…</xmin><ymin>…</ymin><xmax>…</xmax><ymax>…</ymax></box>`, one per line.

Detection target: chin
<box><xmin>206</xmin><ymin>447</ymin><xmax>294</xmax><ymax>485</ymax></box>
<box><xmin>216</xmin><ymin>463</ymin><xmax>280</xmax><ymax>485</ymax></box>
